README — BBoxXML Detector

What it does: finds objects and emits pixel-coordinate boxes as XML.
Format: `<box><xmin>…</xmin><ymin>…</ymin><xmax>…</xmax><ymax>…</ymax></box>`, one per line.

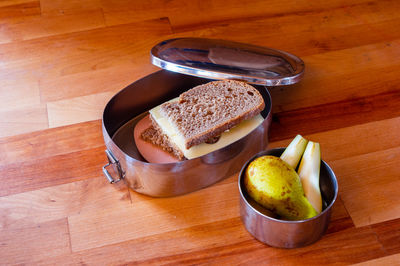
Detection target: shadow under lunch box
<box><xmin>102</xmin><ymin>38</ymin><xmax>304</xmax><ymax>197</ymax></box>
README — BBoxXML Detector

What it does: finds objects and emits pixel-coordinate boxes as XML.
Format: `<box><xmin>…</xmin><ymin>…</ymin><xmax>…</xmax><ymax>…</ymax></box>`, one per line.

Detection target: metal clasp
<box><xmin>102</xmin><ymin>149</ymin><xmax>125</xmax><ymax>184</ymax></box>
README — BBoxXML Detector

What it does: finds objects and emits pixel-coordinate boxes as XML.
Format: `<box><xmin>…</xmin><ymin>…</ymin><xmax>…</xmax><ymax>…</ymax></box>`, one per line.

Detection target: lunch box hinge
<box><xmin>102</xmin><ymin>149</ymin><xmax>125</xmax><ymax>184</ymax></box>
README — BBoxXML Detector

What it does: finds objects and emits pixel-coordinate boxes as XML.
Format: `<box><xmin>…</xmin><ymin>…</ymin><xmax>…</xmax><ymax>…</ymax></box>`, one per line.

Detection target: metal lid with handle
<box><xmin>151</xmin><ymin>38</ymin><xmax>304</xmax><ymax>86</ymax></box>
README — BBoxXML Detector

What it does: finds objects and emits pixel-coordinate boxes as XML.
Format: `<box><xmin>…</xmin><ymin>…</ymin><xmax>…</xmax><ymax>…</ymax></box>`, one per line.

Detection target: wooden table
<box><xmin>1</xmin><ymin>0</ymin><xmax>400</xmax><ymax>264</ymax></box>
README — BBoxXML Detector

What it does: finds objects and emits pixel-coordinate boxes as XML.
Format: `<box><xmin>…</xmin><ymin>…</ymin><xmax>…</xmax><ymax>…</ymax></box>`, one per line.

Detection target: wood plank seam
<box><xmin>270</xmin><ymin>88</ymin><xmax>400</xmax><ymax>142</ymax></box>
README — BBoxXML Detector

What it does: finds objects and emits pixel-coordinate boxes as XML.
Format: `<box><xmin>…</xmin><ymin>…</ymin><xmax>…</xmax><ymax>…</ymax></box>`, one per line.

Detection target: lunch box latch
<box><xmin>102</xmin><ymin>149</ymin><xmax>125</xmax><ymax>184</ymax></box>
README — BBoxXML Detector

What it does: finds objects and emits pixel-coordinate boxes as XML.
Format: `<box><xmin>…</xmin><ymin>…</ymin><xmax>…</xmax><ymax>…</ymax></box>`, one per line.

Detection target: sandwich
<box><xmin>139</xmin><ymin>80</ymin><xmax>265</xmax><ymax>162</ymax></box>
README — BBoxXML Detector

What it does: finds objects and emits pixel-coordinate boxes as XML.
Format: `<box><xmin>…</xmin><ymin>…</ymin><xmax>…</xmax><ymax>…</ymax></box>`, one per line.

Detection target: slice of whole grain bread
<box><xmin>160</xmin><ymin>80</ymin><xmax>265</xmax><ymax>149</ymax></box>
<box><xmin>141</xmin><ymin>123</ymin><xmax>185</xmax><ymax>160</ymax></box>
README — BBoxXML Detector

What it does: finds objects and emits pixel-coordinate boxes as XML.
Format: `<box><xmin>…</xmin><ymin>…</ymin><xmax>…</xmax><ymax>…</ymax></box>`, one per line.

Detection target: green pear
<box><xmin>244</xmin><ymin>155</ymin><xmax>318</xmax><ymax>220</ymax></box>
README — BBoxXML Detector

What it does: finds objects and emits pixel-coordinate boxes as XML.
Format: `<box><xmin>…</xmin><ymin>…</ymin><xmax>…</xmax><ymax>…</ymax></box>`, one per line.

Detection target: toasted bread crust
<box><xmin>160</xmin><ymin>80</ymin><xmax>265</xmax><ymax>149</ymax></box>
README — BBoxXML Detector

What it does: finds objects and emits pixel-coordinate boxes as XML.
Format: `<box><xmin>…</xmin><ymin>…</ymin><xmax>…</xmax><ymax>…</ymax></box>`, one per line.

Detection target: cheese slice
<box><xmin>149</xmin><ymin>99</ymin><xmax>264</xmax><ymax>159</ymax></box>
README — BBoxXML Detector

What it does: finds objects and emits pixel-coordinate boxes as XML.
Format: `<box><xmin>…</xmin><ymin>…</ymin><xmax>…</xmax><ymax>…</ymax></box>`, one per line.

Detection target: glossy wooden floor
<box><xmin>1</xmin><ymin>0</ymin><xmax>400</xmax><ymax>264</ymax></box>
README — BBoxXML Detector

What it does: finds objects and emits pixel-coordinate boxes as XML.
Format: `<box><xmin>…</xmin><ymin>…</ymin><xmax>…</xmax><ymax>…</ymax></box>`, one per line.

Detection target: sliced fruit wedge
<box><xmin>280</xmin><ymin>134</ymin><xmax>308</xmax><ymax>169</ymax></box>
<box><xmin>298</xmin><ymin>141</ymin><xmax>322</xmax><ymax>213</ymax></box>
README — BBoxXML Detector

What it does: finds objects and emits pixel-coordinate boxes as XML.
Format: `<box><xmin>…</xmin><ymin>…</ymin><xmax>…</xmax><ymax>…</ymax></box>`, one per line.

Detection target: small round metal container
<box><xmin>238</xmin><ymin>148</ymin><xmax>338</xmax><ymax>248</ymax></box>
<box><xmin>102</xmin><ymin>38</ymin><xmax>305</xmax><ymax>197</ymax></box>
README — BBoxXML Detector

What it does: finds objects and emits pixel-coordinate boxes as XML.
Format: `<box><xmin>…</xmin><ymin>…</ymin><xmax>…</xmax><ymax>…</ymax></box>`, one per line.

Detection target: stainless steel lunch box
<box><xmin>239</xmin><ymin>148</ymin><xmax>338</xmax><ymax>248</ymax></box>
<box><xmin>102</xmin><ymin>38</ymin><xmax>305</xmax><ymax>197</ymax></box>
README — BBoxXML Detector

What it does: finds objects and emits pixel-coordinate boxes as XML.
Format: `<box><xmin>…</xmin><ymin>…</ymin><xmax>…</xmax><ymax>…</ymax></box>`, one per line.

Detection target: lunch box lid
<box><xmin>151</xmin><ymin>38</ymin><xmax>304</xmax><ymax>86</ymax></box>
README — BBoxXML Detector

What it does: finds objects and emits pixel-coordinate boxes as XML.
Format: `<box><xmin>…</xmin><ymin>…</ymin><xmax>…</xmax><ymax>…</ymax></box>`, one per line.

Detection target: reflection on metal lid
<box><xmin>151</xmin><ymin>38</ymin><xmax>304</xmax><ymax>86</ymax></box>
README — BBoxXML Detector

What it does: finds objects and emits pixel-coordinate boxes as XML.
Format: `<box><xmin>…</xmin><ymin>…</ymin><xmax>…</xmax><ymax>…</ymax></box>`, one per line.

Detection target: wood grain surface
<box><xmin>1</xmin><ymin>0</ymin><xmax>400</xmax><ymax>264</ymax></box>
